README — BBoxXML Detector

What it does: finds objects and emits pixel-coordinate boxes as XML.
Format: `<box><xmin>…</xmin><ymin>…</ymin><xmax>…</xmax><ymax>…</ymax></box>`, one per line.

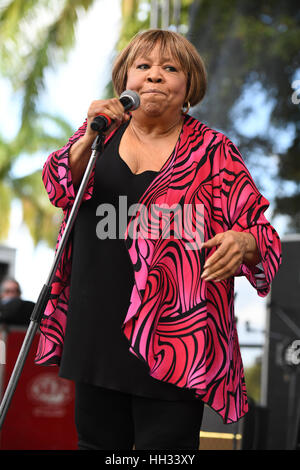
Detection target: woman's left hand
<box><xmin>201</xmin><ymin>230</ymin><xmax>259</xmax><ymax>282</ymax></box>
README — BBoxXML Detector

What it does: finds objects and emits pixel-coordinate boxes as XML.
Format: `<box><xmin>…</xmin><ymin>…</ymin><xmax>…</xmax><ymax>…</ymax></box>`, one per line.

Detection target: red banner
<box><xmin>0</xmin><ymin>328</ymin><xmax>77</xmax><ymax>450</ymax></box>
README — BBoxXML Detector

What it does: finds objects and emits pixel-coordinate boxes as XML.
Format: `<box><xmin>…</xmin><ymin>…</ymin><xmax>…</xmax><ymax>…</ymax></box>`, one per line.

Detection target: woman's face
<box><xmin>125</xmin><ymin>43</ymin><xmax>187</xmax><ymax>118</ymax></box>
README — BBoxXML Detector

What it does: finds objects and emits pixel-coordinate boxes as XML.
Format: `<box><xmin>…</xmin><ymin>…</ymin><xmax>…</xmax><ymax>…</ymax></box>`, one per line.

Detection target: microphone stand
<box><xmin>0</xmin><ymin>132</ymin><xmax>105</xmax><ymax>429</ymax></box>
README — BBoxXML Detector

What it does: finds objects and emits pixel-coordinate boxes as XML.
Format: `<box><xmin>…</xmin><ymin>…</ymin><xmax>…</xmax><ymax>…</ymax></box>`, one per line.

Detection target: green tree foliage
<box><xmin>0</xmin><ymin>113</ymin><xmax>74</xmax><ymax>244</ymax></box>
<box><xmin>244</xmin><ymin>358</ymin><xmax>262</xmax><ymax>404</ymax></box>
<box><xmin>188</xmin><ymin>0</ymin><xmax>300</xmax><ymax>231</ymax></box>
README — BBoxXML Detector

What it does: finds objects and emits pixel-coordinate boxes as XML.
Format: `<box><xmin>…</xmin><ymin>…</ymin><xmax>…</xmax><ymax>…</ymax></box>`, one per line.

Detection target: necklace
<box><xmin>128</xmin><ymin>116</ymin><xmax>183</xmax><ymax>143</ymax></box>
<box><xmin>123</xmin><ymin>118</ymin><xmax>183</xmax><ymax>173</ymax></box>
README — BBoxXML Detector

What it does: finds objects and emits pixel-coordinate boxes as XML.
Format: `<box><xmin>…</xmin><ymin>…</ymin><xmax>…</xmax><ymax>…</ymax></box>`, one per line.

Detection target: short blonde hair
<box><xmin>112</xmin><ymin>29</ymin><xmax>207</xmax><ymax>107</ymax></box>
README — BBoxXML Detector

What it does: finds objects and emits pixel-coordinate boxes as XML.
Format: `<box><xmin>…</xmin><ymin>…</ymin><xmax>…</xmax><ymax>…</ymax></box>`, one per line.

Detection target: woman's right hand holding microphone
<box><xmin>69</xmin><ymin>98</ymin><xmax>131</xmax><ymax>187</ymax></box>
<box><xmin>85</xmin><ymin>98</ymin><xmax>131</xmax><ymax>140</ymax></box>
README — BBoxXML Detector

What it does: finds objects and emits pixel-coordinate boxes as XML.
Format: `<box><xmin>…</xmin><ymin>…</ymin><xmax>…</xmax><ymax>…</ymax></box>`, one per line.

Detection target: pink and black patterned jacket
<box><xmin>35</xmin><ymin>114</ymin><xmax>282</xmax><ymax>423</ymax></box>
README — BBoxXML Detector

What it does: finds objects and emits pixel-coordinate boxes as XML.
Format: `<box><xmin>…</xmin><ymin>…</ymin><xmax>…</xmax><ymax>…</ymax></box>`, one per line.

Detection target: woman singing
<box><xmin>36</xmin><ymin>29</ymin><xmax>282</xmax><ymax>450</ymax></box>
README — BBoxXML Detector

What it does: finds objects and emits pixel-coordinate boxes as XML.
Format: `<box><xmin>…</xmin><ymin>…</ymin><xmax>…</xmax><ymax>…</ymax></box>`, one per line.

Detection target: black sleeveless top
<box><xmin>59</xmin><ymin>123</ymin><xmax>195</xmax><ymax>401</ymax></box>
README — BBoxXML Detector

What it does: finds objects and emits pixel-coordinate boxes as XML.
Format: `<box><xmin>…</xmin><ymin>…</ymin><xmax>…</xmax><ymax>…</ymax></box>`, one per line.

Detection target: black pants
<box><xmin>74</xmin><ymin>382</ymin><xmax>204</xmax><ymax>450</ymax></box>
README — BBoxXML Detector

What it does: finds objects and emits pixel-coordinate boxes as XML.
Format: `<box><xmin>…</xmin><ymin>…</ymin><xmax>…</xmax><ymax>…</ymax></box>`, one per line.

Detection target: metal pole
<box><xmin>150</xmin><ymin>0</ymin><xmax>159</xmax><ymax>28</ymax></box>
<box><xmin>161</xmin><ymin>0</ymin><xmax>169</xmax><ymax>30</ymax></box>
<box><xmin>173</xmin><ymin>0</ymin><xmax>181</xmax><ymax>31</ymax></box>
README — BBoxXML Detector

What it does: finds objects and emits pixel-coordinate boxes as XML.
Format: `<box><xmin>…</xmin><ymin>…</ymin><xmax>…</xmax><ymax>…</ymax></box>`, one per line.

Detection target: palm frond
<box><xmin>0</xmin><ymin>0</ymin><xmax>96</xmax><ymax>128</ymax></box>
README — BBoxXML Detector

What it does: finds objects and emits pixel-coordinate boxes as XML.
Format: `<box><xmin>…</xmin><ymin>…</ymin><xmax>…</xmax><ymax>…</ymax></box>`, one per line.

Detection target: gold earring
<box><xmin>182</xmin><ymin>101</ymin><xmax>190</xmax><ymax>115</ymax></box>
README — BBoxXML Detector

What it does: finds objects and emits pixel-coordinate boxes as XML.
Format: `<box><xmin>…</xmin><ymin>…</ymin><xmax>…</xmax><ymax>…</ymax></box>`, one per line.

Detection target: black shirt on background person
<box><xmin>0</xmin><ymin>278</ymin><xmax>34</xmax><ymax>326</ymax></box>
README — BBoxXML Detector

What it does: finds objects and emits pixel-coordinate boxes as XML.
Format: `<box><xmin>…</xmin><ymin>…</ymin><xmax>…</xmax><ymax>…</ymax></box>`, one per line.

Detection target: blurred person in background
<box><xmin>35</xmin><ymin>29</ymin><xmax>281</xmax><ymax>450</ymax></box>
<box><xmin>0</xmin><ymin>277</ymin><xmax>34</xmax><ymax>326</ymax></box>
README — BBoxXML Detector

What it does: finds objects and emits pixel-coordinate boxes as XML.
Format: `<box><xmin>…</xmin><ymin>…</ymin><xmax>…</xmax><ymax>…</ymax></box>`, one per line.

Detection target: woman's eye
<box><xmin>165</xmin><ymin>65</ymin><xmax>177</xmax><ymax>72</ymax></box>
<box><xmin>136</xmin><ymin>64</ymin><xmax>177</xmax><ymax>71</ymax></box>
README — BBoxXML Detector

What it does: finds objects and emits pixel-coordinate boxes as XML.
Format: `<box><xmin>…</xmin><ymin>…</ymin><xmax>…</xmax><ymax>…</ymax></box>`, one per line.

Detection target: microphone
<box><xmin>90</xmin><ymin>90</ymin><xmax>140</xmax><ymax>132</ymax></box>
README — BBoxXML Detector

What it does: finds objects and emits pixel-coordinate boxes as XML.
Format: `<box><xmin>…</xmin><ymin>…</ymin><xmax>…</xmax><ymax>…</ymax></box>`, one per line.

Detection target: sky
<box><xmin>0</xmin><ymin>0</ymin><xmax>289</xmax><ymax>368</ymax></box>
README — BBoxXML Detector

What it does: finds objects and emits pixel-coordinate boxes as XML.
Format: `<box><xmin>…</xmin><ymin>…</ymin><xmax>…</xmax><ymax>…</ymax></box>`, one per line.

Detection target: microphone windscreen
<box><xmin>119</xmin><ymin>90</ymin><xmax>140</xmax><ymax>111</ymax></box>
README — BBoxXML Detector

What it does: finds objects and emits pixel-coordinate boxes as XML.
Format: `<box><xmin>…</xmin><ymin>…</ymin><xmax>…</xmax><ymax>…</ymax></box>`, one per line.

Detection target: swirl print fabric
<box><xmin>35</xmin><ymin>115</ymin><xmax>282</xmax><ymax>423</ymax></box>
